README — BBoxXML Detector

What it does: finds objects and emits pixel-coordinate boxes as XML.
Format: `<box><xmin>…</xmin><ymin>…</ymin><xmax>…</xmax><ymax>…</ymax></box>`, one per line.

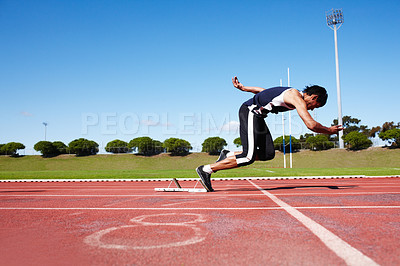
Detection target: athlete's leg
<box><xmin>255</xmin><ymin>119</ymin><xmax>275</xmax><ymax>161</ymax></box>
<box><xmin>210</xmin><ymin>105</ymin><xmax>259</xmax><ymax>172</ymax></box>
<box><xmin>233</xmin><ymin>105</ymin><xmax>258</xmax><ymax>166</ymax></box>
<box><xmin>197</xmin><ymin>105</ymin><xmax>259</xmax><ymax>191</ymax></box>
<box><xmin>196</xmin><ymin>105</ymin><xmax>253</xmax><ymax>191</ymax></box>
<box><xmin>210</xmin><ymin>154</ymin><xmax>238</xmax><ymax>171</ymax></box>
<box><xmin>211</xmin><ymin>119</ymin><xmax>274</xmax><ymax>171</ymax></box>
<box><xmin>211</xmin><ymin>131</ymin><xmax>270</xmax><ymax>171</ymax></box>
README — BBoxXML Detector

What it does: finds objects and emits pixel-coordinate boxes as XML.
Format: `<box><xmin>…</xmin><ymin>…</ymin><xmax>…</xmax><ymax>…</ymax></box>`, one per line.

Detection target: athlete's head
<box><xmin>303</xmin><ymin>85</ymin><xmax>328</xmax><ymax>110</ymax></box>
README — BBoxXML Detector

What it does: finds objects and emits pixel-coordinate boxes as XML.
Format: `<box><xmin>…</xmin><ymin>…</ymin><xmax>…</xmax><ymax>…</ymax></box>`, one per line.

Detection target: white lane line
<box><xmin>1</xmin><ymin>191</ymin><xmax>400</xmax><ymax>197</ymax></box>
<box><xmin>1</xmin><ymin>182</ymin><xmax>399</xmax><ymax>190</ymax></box>
<box><xmin>0</xmin><ymin>206</ymin><xmax>400</xmax><ymax>211</ymax></box>
<box><xmin>248</xmin><ymin>180</ymin><xmax>378</xmax><ymax>266</ymax></box>
<box><xmin>271</xmin><ymin>192</ymin><xmax>400</xmax><ymax>196</ymax></box>
<box><xmin>0</xmin><ymin>188</ymin><xmax>165</xmax><ymax>191</ymax></box>
<box><xmin>0</xmin><ymin>194</ymin><xmax>254</xmax><ymax>197</ymax></box>
<box><xmin>0</xmin><ymin>207</ymin><xmax>291</xmax><ymax>210</ymax></box>
<box><xmin>273</xmin><ymin>191</ymin><xmax>400</xmax><ymax>196</ymax></box>
<box><xmin>1</xmin><ymin>184</ymin><xmax>400</xmax><ymax>191</ymax></box>
<box><xmin>295</xmin><ymin>206</ymin><xmax>400</xmax><ymax>209</ymax></box>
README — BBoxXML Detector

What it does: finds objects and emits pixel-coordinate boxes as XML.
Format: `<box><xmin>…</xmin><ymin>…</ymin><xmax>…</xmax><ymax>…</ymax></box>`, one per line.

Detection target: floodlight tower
<box><xmin>326</xmin><ymin>9</ymin><xmax>344</xmax><ymax>149</ymax></box>
<box><xmin>43</xmin><ymin>122</ymin><xmax>48</xmax><ymax>141</ymax></box>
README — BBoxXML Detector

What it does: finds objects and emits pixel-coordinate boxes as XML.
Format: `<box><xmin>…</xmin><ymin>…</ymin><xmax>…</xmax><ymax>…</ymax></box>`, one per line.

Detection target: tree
<box><xmin>332</xmin><ymin>115</ymin><xmax>371</xmax><ymax>137</ymax></box>
<box><xmin>105</xmin><ymin>139</ymin><xmax>131</xmax><ymax>154</ymax></box>
<box><xmin>68</xmin><ymin>138</ymin><xmax>99</xmax><ymax>156</ymax></box>
<box><xmin>163</xmin><ymin>138</ymin><xmax>192</xmax><ymax>156</ymax></box>
<box><xmin>342</xmin><ymin>131</ymin><xmax>372</xmax><ymax>150</ymax></box>
<box><xmin>299</xmin><ymin>133</ymin><xmax>315</xmax><ymax>149</ymax></box>
<box><xmin>379</xmin><ymin>129</ymin><xmax>400</xmax><ymax>148</ymax></box>
<box><xmin>233</xmin><ymin>137</ymin><xmax>241</xmax><ymax>147</ymax></box>
<box><xmin>369</xmin><ymin>126</ymin><xmax>381</xmax><ymax>138</ymax></box>
<box><xmin>0</xmin><ymin>142</ymin><xmax>25</xmax><ymax>157</ymax></box>
<box><xmin>305</xmin><ymin>135</ymin><xmax>334</xmax><ymax>151</ymax></box>
<box><xmin>34</xmin><ymin>141</ymin><xmax>59</xmax><ymax>157</ymax></box>
<box><xmin>365</xmin><ymin>121</ymin><xmax>399</xmax><ymax>139</ymax></box>
<box><xmin>381</xmin><ymin>121</ymin><xmax>400</xmax><ymax>132</ymax></box>
<box><xmin>128</xmin><ymin>137</ymin><xmax>163</xmax><ymax>156</ymax></box>
<box><xmin>52</xmin><ymin>141</ymin><xmax>68</xmax><ymax>154</ymax></box>
<box><xmin>201</xmin><ymin>137</ymin><xmax>227</xmax><ymax>155</ymax></box>
<box><xmin>273</xmin><ymin>136</ymin><xmax>300</xmax><ymax>152</ymax></box>
<box><xmin>299</xmin><ymin>133</ymin><xmax>314</xmax><ymax>142</ymax></box>
<box><xmin>34</xmin><ymin>141</ymin><xmax>68</xmax><ymax>157</ymax></box>
<box><xmin>0</xmin><ymin>144</ymin><xmax>5</xmax><ymax>155</ymax></box>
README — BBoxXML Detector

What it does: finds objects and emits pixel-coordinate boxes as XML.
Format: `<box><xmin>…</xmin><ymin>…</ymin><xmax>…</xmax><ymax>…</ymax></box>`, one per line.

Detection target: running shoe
<box><xmin>195</xmin><ymin>165</ymin><xmax>214</xmax><ymax>192</ymax></box>
<box><xmin>216</xmin><ymin>149</ymin><xmax>230</xmax><ymax>163</ymax></box>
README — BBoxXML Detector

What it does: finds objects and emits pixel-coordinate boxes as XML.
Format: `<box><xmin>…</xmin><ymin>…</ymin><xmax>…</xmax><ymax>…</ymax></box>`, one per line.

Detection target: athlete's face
<box><xmin>305</xmin><ymin>94</ymin><xmax>322</xmax><ymax>111</ymax></box>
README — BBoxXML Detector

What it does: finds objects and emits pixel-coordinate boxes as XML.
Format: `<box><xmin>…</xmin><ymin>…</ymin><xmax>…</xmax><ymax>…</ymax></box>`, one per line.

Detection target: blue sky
<box><xmin>1</xmin><ymin>0</ymin><xmax>399</xmax><ymax>154</ymax></box>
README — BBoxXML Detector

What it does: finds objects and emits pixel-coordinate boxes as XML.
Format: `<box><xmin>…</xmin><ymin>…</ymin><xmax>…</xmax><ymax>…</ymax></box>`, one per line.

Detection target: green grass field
<box><xmin>0</xmin><ymin>148</ymin><xmax>399</xmax><ymax>180</ymax></box>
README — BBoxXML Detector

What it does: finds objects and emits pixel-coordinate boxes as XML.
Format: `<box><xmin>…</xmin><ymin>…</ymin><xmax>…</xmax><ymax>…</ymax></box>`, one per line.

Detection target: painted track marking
<box><xmin>248</xmin><ymin>180</ymin><xmax>378</xmax><ymax>266</ymax></box>
<box><xmin>84</xmin><ymin>213</ymin><xmax>206</xmax><ymax>250</ymax></box>
<box><xmin>2</xmin><ymin>191</ymin><xmax>400</xmax><ymax>197</ymax></box>
<box><xmin>1</xmin><ymin>206</ymin><xmax>400</xmax><ymax>210</ymax></box>
<box><xmin>161</xmin><ymin>198</ymin><xmax>211</xmax><ymax>207</ymax></box>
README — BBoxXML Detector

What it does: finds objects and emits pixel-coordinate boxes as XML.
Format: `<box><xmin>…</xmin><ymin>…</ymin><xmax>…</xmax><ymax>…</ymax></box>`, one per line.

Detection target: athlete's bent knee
<box><xmin>236</xmin><ymin>155</ymin><xmax>256</xmax><ymax>167</ymax></box>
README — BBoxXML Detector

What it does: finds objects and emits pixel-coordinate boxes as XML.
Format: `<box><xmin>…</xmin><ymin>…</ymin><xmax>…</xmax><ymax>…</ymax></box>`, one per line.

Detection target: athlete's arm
<box><xmin>232</xmin><ymin>76</ymin><xmax>265</xmax><ymax>94</ymax></box>
<box><xmin>284</xmin><ymin>89</ymin><xmax>343</xmax><ymax>135</ymax></box>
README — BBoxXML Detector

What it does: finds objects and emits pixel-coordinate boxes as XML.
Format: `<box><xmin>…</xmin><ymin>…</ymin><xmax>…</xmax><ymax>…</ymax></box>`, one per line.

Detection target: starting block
<box><xmin>155</xmin><ymin>178</ymin><xmax>207</xmax><ymax>192</ymax></box>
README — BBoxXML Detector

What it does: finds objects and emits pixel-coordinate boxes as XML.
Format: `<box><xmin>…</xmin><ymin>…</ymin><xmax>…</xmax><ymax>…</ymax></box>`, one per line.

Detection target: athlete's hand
<box><xmin>232</xmin><ymin>76</ymin><xmax>244</xmax><ymax>91</ymax></box>
<box><xmin>329</xmin><ymin>125</ymin><xmax>344</xmax><ymax>134</ymax></box>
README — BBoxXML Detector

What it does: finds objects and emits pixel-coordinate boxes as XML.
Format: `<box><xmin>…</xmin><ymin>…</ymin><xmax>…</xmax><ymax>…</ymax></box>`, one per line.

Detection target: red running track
<box><xmin>1</xmin><ymin>177</ymin><xmax>400</xmax><ymax>265</ymax></box>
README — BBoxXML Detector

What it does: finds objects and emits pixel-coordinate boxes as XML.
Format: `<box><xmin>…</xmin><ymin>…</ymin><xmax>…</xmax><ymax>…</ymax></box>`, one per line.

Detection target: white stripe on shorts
<box><xmin>236</xmin><ymin>105</ymin><xmax>255</xmax><ymax>165</ymax></box>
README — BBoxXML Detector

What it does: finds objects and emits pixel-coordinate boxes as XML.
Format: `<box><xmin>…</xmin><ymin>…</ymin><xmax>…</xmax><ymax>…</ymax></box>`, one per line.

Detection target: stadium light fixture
<box><xmin>326</xmin><ymin>8</ymin><xmax>344</xmax><ymax>149</ymax></box>
<box><xmin>43</xmin><ymin>122</ymin><xmax>48</xmax><ymax>141</ymax></box>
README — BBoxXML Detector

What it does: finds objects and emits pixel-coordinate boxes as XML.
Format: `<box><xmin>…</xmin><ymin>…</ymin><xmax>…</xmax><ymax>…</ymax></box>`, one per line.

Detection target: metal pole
<box><xmin>326</xmin><ymin>9</ymin><xmax>344</xmax><ymax>149</ymax></box>
<box><xmin>333</xmin><ymin>24</ymin><xmax>344</xmax><ymax>148</ymax></box>
<box><xmin>313</xmin><ymin>110</ymin><xmax>317</xmax><ymax>136</ymax></box>
<box><xmin>280</xmin><ymin>79</ymin><xmax>286</xmax><ymax>168</ymax></box>
<box><xmin>288</xmin><ymin>68</ymin><xmax>293</xmax><ymax>168</ymax></box>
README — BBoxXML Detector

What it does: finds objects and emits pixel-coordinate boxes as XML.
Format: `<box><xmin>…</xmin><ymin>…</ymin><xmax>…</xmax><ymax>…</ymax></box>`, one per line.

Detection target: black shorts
<box><xmin>235</xmin><ymin>104</ymin><xmax>275</xmax><ymax>166</ymax></box>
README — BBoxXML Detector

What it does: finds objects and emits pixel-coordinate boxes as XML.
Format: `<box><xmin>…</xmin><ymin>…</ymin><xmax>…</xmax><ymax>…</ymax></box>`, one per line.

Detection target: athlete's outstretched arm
<box><xmin>232</xmin><ymin>76</ymin><xmax>265</xmax><ymax>94</ymax></box>
<box><xmin>284</xmin><ymin>89</ymin><xmax>343</xmax><ymax>135</ymax></box>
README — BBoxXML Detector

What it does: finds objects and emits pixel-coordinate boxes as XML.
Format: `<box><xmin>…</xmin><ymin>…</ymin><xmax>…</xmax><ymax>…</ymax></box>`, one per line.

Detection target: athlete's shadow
<box><xmin>224</xmin><ymin>185</ymin><xmax>357</xmax><ymax>192</ymax></box>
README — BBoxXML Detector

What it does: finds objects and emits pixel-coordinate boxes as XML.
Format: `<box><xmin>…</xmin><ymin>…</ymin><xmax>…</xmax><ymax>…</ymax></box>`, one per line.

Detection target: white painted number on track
<box><xmin>84</xmin><ymin>213</ymin><xmax>207</xmax><ymax>250</ymax></box>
